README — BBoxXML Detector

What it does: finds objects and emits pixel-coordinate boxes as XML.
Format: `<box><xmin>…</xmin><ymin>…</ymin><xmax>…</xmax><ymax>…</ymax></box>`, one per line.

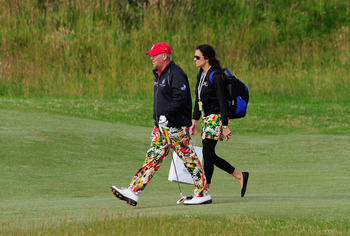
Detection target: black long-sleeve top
<box><xmin>153</xmin><ymin>61</ymin><xmax>192</xmax><ymax>128</ymax></box>
<box><xmin>193</xmin><ymin>67</ymin><xmax>229</xmax><ymax>126</ymax></box>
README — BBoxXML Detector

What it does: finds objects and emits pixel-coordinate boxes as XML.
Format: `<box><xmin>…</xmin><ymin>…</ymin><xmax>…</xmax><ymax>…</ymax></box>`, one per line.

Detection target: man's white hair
<box><xmin>166</xmin><ymin>53</ymin><xmax>172</xmax><ymax>60</ymax></box>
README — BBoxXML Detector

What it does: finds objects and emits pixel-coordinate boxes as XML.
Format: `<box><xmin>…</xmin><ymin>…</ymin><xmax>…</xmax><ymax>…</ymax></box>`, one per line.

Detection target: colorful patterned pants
<box><xmin>129</xmin><ymin>126</ymin><xmax>208</xmax><ymax>197</ymax></box>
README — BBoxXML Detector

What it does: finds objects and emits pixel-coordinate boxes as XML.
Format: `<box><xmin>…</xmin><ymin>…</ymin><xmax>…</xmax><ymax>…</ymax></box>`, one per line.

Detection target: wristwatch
<box><xmin>222</xmin><ymin>126</ymin><xmax>228</xmax><ymax>129</ymax></box>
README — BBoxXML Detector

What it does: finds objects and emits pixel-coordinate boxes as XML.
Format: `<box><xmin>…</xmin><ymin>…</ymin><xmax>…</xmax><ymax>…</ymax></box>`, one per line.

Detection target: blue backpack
<box><xmin>201</xmin><ymin>68</ymin><xmax>249</xmax><ymax>119</ymax></box>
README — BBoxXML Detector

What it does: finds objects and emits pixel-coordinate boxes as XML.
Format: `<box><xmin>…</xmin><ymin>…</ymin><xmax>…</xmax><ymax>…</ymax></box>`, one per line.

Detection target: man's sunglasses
<box><xmin>194</xmin><ymin>55</ymin><xmax>203</xmax><ymax>60</ymax></box>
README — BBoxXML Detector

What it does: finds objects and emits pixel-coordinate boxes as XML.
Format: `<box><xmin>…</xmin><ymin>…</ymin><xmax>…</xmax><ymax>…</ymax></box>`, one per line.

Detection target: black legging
<box><xmin>202</xmin><ymin>138</ymin><xmax>235</xmax><ymax>184</ymax></box>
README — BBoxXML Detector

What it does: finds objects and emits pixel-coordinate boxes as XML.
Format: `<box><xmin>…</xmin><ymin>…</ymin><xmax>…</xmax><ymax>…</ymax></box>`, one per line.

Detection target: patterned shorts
<box><xmin>201</xmin><ymin>114</ymin><xmax>223</xmax><ymax>141</ymax></box>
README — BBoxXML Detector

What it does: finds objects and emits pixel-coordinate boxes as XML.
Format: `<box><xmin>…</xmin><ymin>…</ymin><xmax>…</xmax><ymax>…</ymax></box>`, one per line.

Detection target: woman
<box><xmin>190</xmin><ymin>44</ymin><xmax>249</xmax><ymax>197</ymax></box>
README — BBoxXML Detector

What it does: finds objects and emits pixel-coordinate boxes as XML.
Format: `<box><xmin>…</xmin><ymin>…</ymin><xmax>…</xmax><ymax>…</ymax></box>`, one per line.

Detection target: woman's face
<box><xmin>194</xmin><ymin>49</ymin><xmax>208</xmax><ymax>68</ymax></box>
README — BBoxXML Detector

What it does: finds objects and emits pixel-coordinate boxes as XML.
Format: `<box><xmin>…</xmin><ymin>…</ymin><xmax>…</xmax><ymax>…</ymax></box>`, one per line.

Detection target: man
<box><xmin>111</xmin><ymin>42</ymin><xmax>211</xmax><ymax>206</ymax></box>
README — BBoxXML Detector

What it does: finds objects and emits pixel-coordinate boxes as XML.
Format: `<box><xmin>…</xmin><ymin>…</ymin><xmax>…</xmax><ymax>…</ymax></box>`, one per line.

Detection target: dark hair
<box><xmin>196</xmin><ymin>44</ymin><xmax>224</xmax><ymax>73</ymax></box>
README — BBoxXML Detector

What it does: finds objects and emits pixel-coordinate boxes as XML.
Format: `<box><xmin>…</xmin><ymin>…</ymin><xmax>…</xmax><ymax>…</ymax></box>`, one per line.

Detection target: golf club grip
<box><xmin>164</xmin><ymin>129</ymin><xmax>170</xmax><ymax>144</ymax></box>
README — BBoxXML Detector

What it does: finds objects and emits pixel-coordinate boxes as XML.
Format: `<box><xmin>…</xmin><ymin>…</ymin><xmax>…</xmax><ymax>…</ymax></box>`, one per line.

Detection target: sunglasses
<box><xmin>194</xmin><ymin>55</ymin><xmax>203</xmax><ymax>60</ymax></box>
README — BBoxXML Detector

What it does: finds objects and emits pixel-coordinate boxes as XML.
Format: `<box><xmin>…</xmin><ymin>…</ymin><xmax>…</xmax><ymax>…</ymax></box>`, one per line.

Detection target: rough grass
<box><xmin>3</xmin><ymin>215</ymin><xmax>349</xmax><ymax>235</ymax></box>
<box><xmin>0</xmin><ymin>0</ymin><xmax>349</xmax><ymax>98</ymax></box>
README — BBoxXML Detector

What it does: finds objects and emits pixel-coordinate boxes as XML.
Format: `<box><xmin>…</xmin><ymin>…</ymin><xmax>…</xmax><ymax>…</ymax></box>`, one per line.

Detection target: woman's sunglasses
<box><xmin>194</xmin><ymin>55</ymin><xmax>203</xmax><ymax>60</ymax></box>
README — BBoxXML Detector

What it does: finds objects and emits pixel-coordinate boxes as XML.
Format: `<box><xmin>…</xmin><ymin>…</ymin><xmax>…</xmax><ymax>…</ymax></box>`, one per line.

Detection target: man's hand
<box><xmin>159</xmin><ymin>115</ymin><xmax>169</xmax><ymax>130</ymax></box>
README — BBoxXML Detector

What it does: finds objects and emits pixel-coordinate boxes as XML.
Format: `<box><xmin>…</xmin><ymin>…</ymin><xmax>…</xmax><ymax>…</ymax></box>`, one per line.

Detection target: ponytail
<box><xmin>209</xmin><ymin>57</ymin><xmax>224</xmax><ymax>73</ymax></box>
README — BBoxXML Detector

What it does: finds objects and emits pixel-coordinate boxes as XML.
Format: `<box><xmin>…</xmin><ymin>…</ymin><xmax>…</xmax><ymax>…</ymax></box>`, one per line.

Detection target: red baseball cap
<box><xmin>146</xmin><ymin>42</ymin><xmax>172</xmax><ymax>55</ymax></box>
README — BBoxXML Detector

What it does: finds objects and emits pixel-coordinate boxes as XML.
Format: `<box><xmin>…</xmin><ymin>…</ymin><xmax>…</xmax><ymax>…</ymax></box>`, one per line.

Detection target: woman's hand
<box><xmin>222</xmin><ymin>126</ymin><xmax>231</xmax><ymax>141</ymax></box>
<box><xmin>190</xmin><ymin>119</ymin><xmax>198</xmax><ymax>135</ymax></box>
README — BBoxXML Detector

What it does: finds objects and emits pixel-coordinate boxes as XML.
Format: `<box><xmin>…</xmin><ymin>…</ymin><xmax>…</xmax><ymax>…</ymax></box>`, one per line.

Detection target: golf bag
<box><xmin>168</xmin><ymin>146</ymin><xmax>203</xmax><ymax>185</ymax></box>
<box><xmin>207</xmin><ymin>68</ymin><xmax>249</xmax><ymax>119</ymax></box>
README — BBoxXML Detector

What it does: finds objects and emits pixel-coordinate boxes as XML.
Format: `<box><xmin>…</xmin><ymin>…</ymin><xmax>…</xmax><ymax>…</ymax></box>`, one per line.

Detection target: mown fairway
<box><xmin>1</xmin><ymin>97</ymin><xmax>349</xmax><ymax>235</ymax></box>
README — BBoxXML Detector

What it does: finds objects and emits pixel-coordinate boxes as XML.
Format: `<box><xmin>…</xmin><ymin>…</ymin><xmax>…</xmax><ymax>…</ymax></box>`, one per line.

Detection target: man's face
<box><xmin>150</xmin><ymin>53</ymin><xmax>166</xmax><ymax>70</ymax></box>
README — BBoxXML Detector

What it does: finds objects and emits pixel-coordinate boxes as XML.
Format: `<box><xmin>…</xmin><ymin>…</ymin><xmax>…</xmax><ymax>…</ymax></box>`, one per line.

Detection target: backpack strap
<box><xmin>199</xmin><ymin>70</ymin><xmax>221</xmax><ymax>84</ymax></box>
<box><xmin>209</xmin><ymin>71</ymin><xmax>217</xmax><ymax>84</ymax></box>
<box><xmin>224</xmin><ymin>68</ymin><xmax>232</xmax><ymax>76</ymax></box>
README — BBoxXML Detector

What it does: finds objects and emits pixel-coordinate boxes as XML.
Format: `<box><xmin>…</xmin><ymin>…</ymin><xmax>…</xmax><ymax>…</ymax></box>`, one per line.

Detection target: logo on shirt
<box><xmin>159</xmin><ymin>78</ymin><xmax>167</xmax><ymax>87</ymax></box>
<box><xmin>181</xmin><ymin>84</ymin><xmax>187</xmax><ymax>90</ymax></box>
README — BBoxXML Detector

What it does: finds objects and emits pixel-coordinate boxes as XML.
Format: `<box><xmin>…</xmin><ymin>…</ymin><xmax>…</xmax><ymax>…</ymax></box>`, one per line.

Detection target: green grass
<box><xmin>1</xmin><ymin>1</ymin><xmax>349</xmax><ymax>234</ymax></box>
<box><xmin>1</xmin><ymin>96</ymin><xmax>349</xmax><ymax>134</ymax></box>
<box><xmin>3</xmin><ymin>215</ymin><xmax>349</xmax><ymax>235</ymax></box>
<box><xmin>1</xmin><ymin>0</ymin><xmax>349</xmax><ymax>98</ymax></box>
<box><xmin>1</xmin><ymin>97</ymin><xmax>349</xmax><ymax>235</ymax></box>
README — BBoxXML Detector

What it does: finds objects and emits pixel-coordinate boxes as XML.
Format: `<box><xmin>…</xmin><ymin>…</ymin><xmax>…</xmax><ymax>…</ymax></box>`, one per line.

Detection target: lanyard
<box><xmin>198</xmin><ymin>73</ymin><xmax>205</xmax><ymax>101</ymax></box>
<box><xmin>198</xmin><ymin>66</ymin><xmax>211</xmax><ymax>101</ymax></box>
<box><xmin>197</xmin><ymin>67</ymin><xmax>211</xmax><ymax>117</ymax></box>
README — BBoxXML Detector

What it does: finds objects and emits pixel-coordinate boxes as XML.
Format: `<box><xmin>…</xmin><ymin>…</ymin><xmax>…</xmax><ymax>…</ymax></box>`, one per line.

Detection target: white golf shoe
<box><xmin>183</xmin><ymin>194</ymin><xmax>212</xmax><ymax>205</ymax></box>
<box><xmin>110</xmin><ymin>186</ymin><xmax>139</xmax><ymax>207</ymax></box>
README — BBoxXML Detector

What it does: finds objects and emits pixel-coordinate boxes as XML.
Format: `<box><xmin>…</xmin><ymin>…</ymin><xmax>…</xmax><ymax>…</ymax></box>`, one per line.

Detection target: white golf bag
<box><xmin>168</xmin><ymin>146</ymin><xmax>203</xmax><ymax>185</ymax></box>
